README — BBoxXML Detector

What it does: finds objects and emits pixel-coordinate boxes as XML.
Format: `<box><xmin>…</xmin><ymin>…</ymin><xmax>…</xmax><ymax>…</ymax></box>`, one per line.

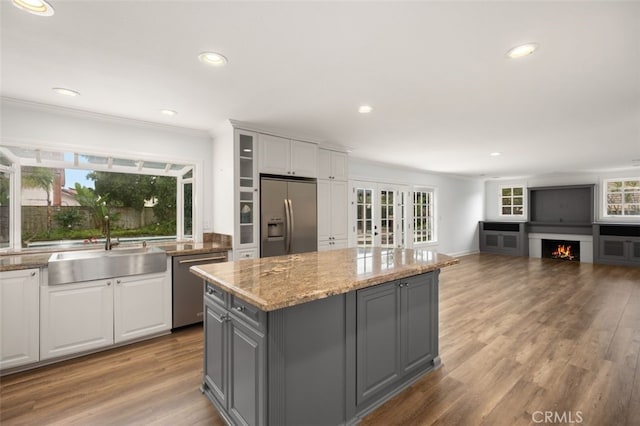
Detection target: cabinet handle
<box><xmin>254</xmin><ymin>188</ymin><xmax>258</xmax><ymax>192</ymax></box>
<box><xmin>30</xmin><ymin>271</ymin><xmax>36</xmax><ymax>277</ymax></box>
<box><xmin>292</xmin><ymin>171</ymin><xmax>296</xmax><ymax>175</ymax></box>
<box><xmin>117</xmin><ymin>280</ymin><xmax>121</xmax><ymax>284</ymax></box>
<box><xmin>207</xmin><ymin>288</ymin><xmax>214</xmax><ymax>295</ymax></box>
<box><xmin>179</xmin><ymin>256</ymin><xmax>227</xmax><ymax>264</ymax></box>
<box><xmin>107</xmin><ymin>281</ymin><xmax>112</xmax><ymax>286</ymax></box>
<box><xmin>234</xmin><ymin>305</ymin><xmax>245</xmax><ymax>312</ymax></box>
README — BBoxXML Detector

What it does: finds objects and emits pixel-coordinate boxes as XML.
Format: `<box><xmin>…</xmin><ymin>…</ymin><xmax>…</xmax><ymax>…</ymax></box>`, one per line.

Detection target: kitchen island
<box><xmin>190</xmin><ymin>247</ymin><xmax>458</xmax><ymax>426</ymax></box>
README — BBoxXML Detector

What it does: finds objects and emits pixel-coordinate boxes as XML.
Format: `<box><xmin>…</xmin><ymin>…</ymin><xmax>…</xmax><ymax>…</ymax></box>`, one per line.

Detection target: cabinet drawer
<box><xmin>234</xmin><ymin>249</ymin><xmax>258</xmax><ymax>260</ymax></box>
<box><xmin>205</xmin><ymin>283</ymin><xmax>228</xmax><ymax>307</ymax></box>
<box><xmin>230</xmin><ymin>296</ymin><xmax>266</xmax><ymax>332</ymax></box>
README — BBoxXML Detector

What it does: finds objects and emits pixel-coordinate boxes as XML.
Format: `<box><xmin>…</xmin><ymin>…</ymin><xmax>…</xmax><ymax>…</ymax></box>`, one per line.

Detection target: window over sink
<box><xmin>0</xmin><ymin>145</ymin><xmax>196</xmax><ymax>250</ymax></box>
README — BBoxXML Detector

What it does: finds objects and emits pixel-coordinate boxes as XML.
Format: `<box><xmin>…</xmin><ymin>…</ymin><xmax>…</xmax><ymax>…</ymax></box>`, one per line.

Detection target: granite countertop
<box><xmin>0</xmin><ymin>241</ymin><xmax>232</xmax><ymax>272</ymax></box>
<box><xmin>190</xmin><ymin>247</ymin><xmax>459</xmax><ymax>312</ymax></box>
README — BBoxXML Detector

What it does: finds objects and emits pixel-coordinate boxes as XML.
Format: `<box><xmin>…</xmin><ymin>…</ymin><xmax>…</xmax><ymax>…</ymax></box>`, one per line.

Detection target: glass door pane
<box><xmin>356</xmin><ymin>188</ymin><xmax>373</xmax><ymax>247</ymax></box>
<box><xmin>396</xmin><ymin>190</ymin><xmax>406</xmax><ymax>248</ymax></box>
<box><xmin>239</xmin><ymin>134</ymin><xmax>254</xmax><ymax>188</ymax></box>
<box><xmin>239</xmin><ymin>192</ymin><xmax>254</xmax><ymax>244</ymax></box>
<box><xmin>380</xmin><ymin>189</ymin><xmax>394</xmax><ymax>248</ymax></box>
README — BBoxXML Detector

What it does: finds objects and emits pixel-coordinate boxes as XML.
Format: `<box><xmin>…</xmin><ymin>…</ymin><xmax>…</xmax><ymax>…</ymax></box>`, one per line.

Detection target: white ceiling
<box><xmin>2</xmin><ymin>1</ymin><xmax>639</xmax><ymax>178</ymax></box>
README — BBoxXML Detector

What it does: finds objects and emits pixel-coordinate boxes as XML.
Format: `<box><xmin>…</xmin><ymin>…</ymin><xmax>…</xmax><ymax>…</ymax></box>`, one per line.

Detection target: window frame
<box><xmin>0</xmin><ymin>144</ymin><xmax>198</xmax><ymax>251</ymax></box>
<box><xmin>499</xmin><ymin>184</ymin><xmax>526</xmax><ymax>218</ymax></box>
<box><xmin>412</xmin><ymin>187</ymin><xmax>437</xmax><ymax>246</ymax></box>
<box><xmin>0</xmin><ymin>161</ymin><xmax>17</xmax><ymax>250</ymax></box>
<box><xmin>602</xmin><ymin>177</ymin><xmax>640</xmax><ymax>219</ymax></box>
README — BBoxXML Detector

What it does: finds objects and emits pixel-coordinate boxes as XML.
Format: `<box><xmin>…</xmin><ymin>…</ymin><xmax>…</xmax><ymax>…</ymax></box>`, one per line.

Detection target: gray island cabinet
<box><xmin>190</xmin><ymin>247</ymin><xmax>458</xmax><ymax>426</ymax></box>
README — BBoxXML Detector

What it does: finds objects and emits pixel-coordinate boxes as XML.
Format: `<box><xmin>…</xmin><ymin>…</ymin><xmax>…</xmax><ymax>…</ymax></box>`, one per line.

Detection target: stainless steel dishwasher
<box><xmin>172</xmin><ymin>251</ymin><xmax>228</xmax><ymax>328</ymax></box>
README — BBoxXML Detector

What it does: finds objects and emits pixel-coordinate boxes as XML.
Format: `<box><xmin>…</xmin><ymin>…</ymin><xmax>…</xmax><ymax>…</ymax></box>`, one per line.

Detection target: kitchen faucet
<box><xmin>104</xmin><ymin>215</ymin><xmax>119</xmax><ymax>250</ymax></box>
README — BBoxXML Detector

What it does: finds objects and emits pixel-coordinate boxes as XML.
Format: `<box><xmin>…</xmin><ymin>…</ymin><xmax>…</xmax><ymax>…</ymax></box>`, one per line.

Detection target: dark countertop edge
<box><xmin>0</xmin><ymin>242</ymin><xmax>232</xmax><ymax>272</ymax></box>
<box><xmin>191</xmin><ymin>257</ymin><xmax>460</xmax><ymax>312</ymax></box>
<box><xmin>158</xmin><ymin>245</ymin><xmax>231</xmax><ymax>256</ymax></box>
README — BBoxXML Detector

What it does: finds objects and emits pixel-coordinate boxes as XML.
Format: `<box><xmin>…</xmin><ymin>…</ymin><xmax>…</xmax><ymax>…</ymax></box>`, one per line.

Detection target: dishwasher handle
<box><xmin>178</xmin><ymin>255</ymin><xmax>227</xmax><ymax>264</ymax></box>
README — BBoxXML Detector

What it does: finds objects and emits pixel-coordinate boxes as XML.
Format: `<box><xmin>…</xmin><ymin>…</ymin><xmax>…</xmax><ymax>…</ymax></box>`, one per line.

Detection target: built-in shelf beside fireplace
<box><xmin>593</xmin><ymin>224</ymin><xmax>640</xmax><ymax>267</ymax></box>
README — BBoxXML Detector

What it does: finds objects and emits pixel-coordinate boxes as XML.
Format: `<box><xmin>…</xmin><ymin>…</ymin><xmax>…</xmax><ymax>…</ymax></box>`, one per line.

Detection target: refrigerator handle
<box><xmin>284</xmin><ymin>199</ymin><xmax>291</xmax><ymax>254</ymax></box>
<box><xmin>288</xmin><ymin>198</ymin><xmax>295</xmax><ymax>253</ymax></box>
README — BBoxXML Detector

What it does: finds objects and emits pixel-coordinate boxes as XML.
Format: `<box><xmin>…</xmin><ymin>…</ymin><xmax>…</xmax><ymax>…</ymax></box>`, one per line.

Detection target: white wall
<box><xmin>210</xmin><ymin>122</ymin><xmax>235</xmax><ymax>236</ymax></box>
<box><xmin>1</xmin><ymin>98</ymin><xmax>214</xmax><ymax>238</ymax></box>
<box><xmin>349</xmin><ymin>157</ymin><xmax>484</xmax><ymax>256</ymax></box>
<box><xmin>484</xmin><ymin>171</ymin><xmax>640</xmax><ymax>223</ymax></box>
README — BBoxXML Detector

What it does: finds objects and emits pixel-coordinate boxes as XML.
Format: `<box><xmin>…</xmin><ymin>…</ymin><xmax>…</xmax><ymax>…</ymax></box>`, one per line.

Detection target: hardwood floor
<box><xmin>0</xmin><ymin>325</ymin><xmax>225</xmax><ymax>426</ymax></box>
<box><xmin>2</xmin><ymin>253</ymin><xmax>640</xmax><ymax>425</ymax></box>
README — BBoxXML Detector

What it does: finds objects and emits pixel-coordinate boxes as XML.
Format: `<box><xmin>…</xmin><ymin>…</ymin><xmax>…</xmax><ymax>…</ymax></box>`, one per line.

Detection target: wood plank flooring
<box><xmin>2</xmin><ymin>253</ymin><xmax>640</xmax><ymax>425</ymax></box>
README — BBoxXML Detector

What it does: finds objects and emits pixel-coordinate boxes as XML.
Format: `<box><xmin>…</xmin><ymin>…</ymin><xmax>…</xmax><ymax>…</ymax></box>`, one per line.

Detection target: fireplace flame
<box><xmin>552</xmin><ymin>244</ymin><xmax>575</xmax><ymax>260</ymax></box>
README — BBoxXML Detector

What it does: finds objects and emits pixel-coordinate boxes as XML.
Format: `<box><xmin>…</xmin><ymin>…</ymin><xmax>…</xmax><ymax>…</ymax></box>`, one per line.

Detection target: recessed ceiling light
<box><xmin>242</xmin><ymin>148</ymin><xmax>252</xmax><ymax>153</ymax></box>
<box><xmin>506</xmin><ymin>43</ymin><xmax>538</xmax><ymax>59</ymax></box>
<box><xmin>52</xmin><ymin>87</ymin><xmax>80</xmax><ymax>97</ymax></box>
<box><xmin>358</xmin><ymin>105</ymin><xmax>373</xmax><ymax>114</ymax></box>
<box><xmin>160</xmin><ymin>109</ymin><xmax>177</xmax><ymax>116</ymax></box>
<box><xmin>490</xmin><ymin>152</ymin><xmax>502</xmax><ymax>156</ymax></box>
<box><xmin>198</xmin><ymin>52</ymin><xmax>228</xmax><ymax>67</ymax></box>
<box><xmin>11</xmin><ymin>0</ymin><xmax>54</xmax><ymax>16</ymax></box>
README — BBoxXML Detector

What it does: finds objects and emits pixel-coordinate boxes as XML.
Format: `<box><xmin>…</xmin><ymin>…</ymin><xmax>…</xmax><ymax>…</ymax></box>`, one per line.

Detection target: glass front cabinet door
<box><xmin>236</xmin><ymin>130</ymin><xmax>259</xmax><ymax>248</ymax></box>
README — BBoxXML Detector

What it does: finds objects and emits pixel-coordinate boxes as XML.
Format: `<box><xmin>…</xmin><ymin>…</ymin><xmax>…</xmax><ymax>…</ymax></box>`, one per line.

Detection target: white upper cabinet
<box><xmin>318</xmin><ymin>149</ymin><xmax>348</xmax><ymax>181</ymax></box>
<box><xmin>290</xmin><ymin>140</ymin><xmax>318</xmax><ymax>177</ymax></box>
<box><xmin>259</xmin><ymin>134</ymin><xmax>317</xmax><ymax>178</ymax></box>
<box><xmin>258</xmin><ymin>134</ymin><xmax>290</xmax><ymax>175</ymax></box>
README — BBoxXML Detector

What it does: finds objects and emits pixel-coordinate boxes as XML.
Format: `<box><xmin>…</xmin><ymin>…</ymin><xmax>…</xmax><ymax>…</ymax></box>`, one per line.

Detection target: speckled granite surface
<box><xmin>0</xmin><ymin>253</ymin><xmax>51</xmax><ymax>271</ymax></box>
<box><xmin>190</xmin><ymin>247</ymin><xmax>459</xmax><ymax>311</ymax></box>
<box><xmin>0</xmin><ymin>241</ymin><xmax>231</xmax><ymax>272</ymax></box>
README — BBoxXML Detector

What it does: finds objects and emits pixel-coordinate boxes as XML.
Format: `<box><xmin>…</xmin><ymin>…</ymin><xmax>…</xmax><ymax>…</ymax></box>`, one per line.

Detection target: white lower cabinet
<box><xmin>234</xmin><ymin>248</ymin><xmax>258</xmax><ymax>260</ymax></box>
<box><xmin>318</xmin><ymin>239</ymin><xmax>348</xmax><ymax>251</ymax></box>
<box><xmin>41</xmin><ymin>271</ymin><xmax>171</xmax><ymax>361</ymax></box>
<box><xmin>0</xmin><ymin>269</ymin><xmax>40</xmax><ymax>369</ymax></box>
<box><xmin>41</xmin><ymin>279</ymin><xmax>114</xmax><ymax>360</ymax></box>
<box><xmin>114</xmin><ymin>272</ymin><xmax>171</xmax><ymax>343</ymax></box>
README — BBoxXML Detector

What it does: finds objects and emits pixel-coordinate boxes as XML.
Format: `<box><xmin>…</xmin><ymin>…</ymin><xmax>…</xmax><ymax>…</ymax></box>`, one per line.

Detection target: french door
<box><xmin>351</xmin><ymin>181</ymin><xmax>409</xmax><ymax>248</ymax></box>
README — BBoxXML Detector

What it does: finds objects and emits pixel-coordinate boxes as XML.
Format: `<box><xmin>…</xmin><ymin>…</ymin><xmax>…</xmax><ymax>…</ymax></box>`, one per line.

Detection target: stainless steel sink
<box><xmin>47</xmin><ymin>246</ymin><xmax>167</xmax><ymax>285</ymax></box>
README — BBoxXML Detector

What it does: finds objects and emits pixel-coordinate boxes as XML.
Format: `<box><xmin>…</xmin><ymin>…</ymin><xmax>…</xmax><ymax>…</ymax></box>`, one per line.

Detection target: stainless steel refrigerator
<box><xmin>261</xmin><ymin>176</ymin><xmax>317</xmax><ymax>257</ymax></box>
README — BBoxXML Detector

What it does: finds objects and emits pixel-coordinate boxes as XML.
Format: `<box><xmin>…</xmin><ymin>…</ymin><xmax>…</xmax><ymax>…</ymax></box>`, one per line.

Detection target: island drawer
<box><xmin>205</xmin><ymin>283</ymin><xmax>228</xmax><ymax>307</ymax></box>
<box><xmin>230</xmin><ymin>296</ymin><xmax>266</xmax><ymax>331</ymax></box>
